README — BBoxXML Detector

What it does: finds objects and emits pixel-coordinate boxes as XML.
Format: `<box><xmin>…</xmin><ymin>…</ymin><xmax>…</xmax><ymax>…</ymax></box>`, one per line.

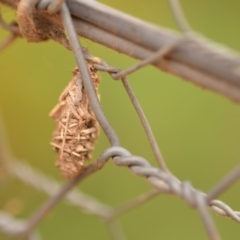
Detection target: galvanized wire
<box><xmin>60</xmin><ymin>3</ymin><xmax>120</xmax><ymax>147</ymax></box>
<box><xmin>67</xmin><ymin>0</ymin><xmax>240</xmax><ymax>101</ymax></box>
<box><xmin>0</xmin><ymin>211</ymin><xmax>41</xmax><ymax>240</ymax></box>
<box><xmin>168</xmin><ymin>0</ymin><xmax>193</xmax><ymax>35</ymax></box>
<box><xmin>2</xmin><ymin>0</ymin><xmax>240</xmax><ymax>101</ymax></box>
<box><xmin>84</xmin><ymin>46</ymin><xmax>240</xmax><ymax>225</ymax></box>
<box><xmin>7</xmin><ymin>160</ymin><xmax>111</xmax><ymax>218</ymax></box>
<box><xmin>0</xmin><ymin>11</ymin><xmax>21</xmax><ymax>50</ymax></box>
<box><xmin>0</xmin><ymin>0</ymin><xmax>240</xmax><ymax>240</ymax></box>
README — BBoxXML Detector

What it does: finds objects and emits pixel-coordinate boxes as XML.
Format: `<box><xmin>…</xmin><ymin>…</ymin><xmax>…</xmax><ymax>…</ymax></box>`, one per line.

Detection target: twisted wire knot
<box><xmin>97</xmin><ymin>147</ymin><xmax>208</xmax><ymax>212</ymax></box>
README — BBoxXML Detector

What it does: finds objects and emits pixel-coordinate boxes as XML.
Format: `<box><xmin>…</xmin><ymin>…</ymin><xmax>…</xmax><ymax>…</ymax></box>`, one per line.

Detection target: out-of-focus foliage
<box><xmin>0</xmin><ymin>0</ymin><xmax>240</xmax><ymax>239</ymax></box>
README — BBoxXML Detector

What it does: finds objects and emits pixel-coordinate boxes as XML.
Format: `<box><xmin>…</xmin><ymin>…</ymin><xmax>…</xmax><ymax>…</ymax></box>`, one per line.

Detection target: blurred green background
<box><xmin>1</xmin><ymin>0</ymin><xmax>240</xmax><ymax>239</ymax></box>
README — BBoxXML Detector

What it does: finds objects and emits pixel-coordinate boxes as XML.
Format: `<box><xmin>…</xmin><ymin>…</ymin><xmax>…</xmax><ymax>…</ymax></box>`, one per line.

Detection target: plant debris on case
<box><xmin>49</xmin><ymin>63</ymin><xmax>100</xmax><ymax>179</ymax></box>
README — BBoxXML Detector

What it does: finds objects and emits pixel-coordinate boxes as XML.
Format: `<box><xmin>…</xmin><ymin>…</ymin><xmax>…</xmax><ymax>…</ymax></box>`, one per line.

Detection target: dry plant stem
<box><xmin>60</xmin><ymin>3</ymin><xmax>120</xmax><ymax>146</ymax></box>
<box><xmin>207</xmin><ymin>165</ymin><xmax>240</xmax><ymax>203</ymax></box>
<box><xmin>107</xmin><ymin>189</ymin><xmax>159</xmax><ymax>221</ymax></box>
<box><xmin>121</xmin><ymin>77</ymin><xmax>169</xmax><ymax>172</ymax></box>
<box><xmin>168</xmin><ymin>0</ymin><xmax>192</xmax><ymax>34</ymax></box>
<box><xmin>22</xmin><ymin>164</ymin><xmax>96</xmax><ymax>237</ymax></box>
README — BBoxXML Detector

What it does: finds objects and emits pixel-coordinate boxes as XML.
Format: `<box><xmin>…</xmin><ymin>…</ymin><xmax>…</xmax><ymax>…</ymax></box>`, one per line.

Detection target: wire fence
<box><xmin>0</xmin><ymin>0</ymin><xmax>240</xmax><ymax>239</ymax></box>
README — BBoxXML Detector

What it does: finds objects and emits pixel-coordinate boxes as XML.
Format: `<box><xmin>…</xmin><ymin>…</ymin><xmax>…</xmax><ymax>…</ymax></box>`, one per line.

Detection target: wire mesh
<box><xmin>0</xmin><ymin>0</ymin><xmax>240</xmax><ymax>239</ymax></box>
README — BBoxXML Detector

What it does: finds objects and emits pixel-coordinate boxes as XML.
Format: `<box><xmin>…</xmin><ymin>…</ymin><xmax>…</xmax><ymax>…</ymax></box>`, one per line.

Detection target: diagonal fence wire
<box><xmin>0</xmin><ymin>0</ymin><xmax>240</xmax><ymax>240</ymax></box>
<box><xmin>2</xmin><ymin>0</ymin><xmax>240</xmax><ymax>102</ymax></box>
<box><xmin>0</xmin><ymin>9</ymin><xmax>21</xmax><ymax>50</ymax></box>
<box><xmin>0</xmin><ymin>210</ymin><xmax>41</xmax><ymax>240</ymax></box>
<box><xmin>5</xmin><ymin>160</ymin><xmax>112</xmax><ymax>218</ymax></box>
